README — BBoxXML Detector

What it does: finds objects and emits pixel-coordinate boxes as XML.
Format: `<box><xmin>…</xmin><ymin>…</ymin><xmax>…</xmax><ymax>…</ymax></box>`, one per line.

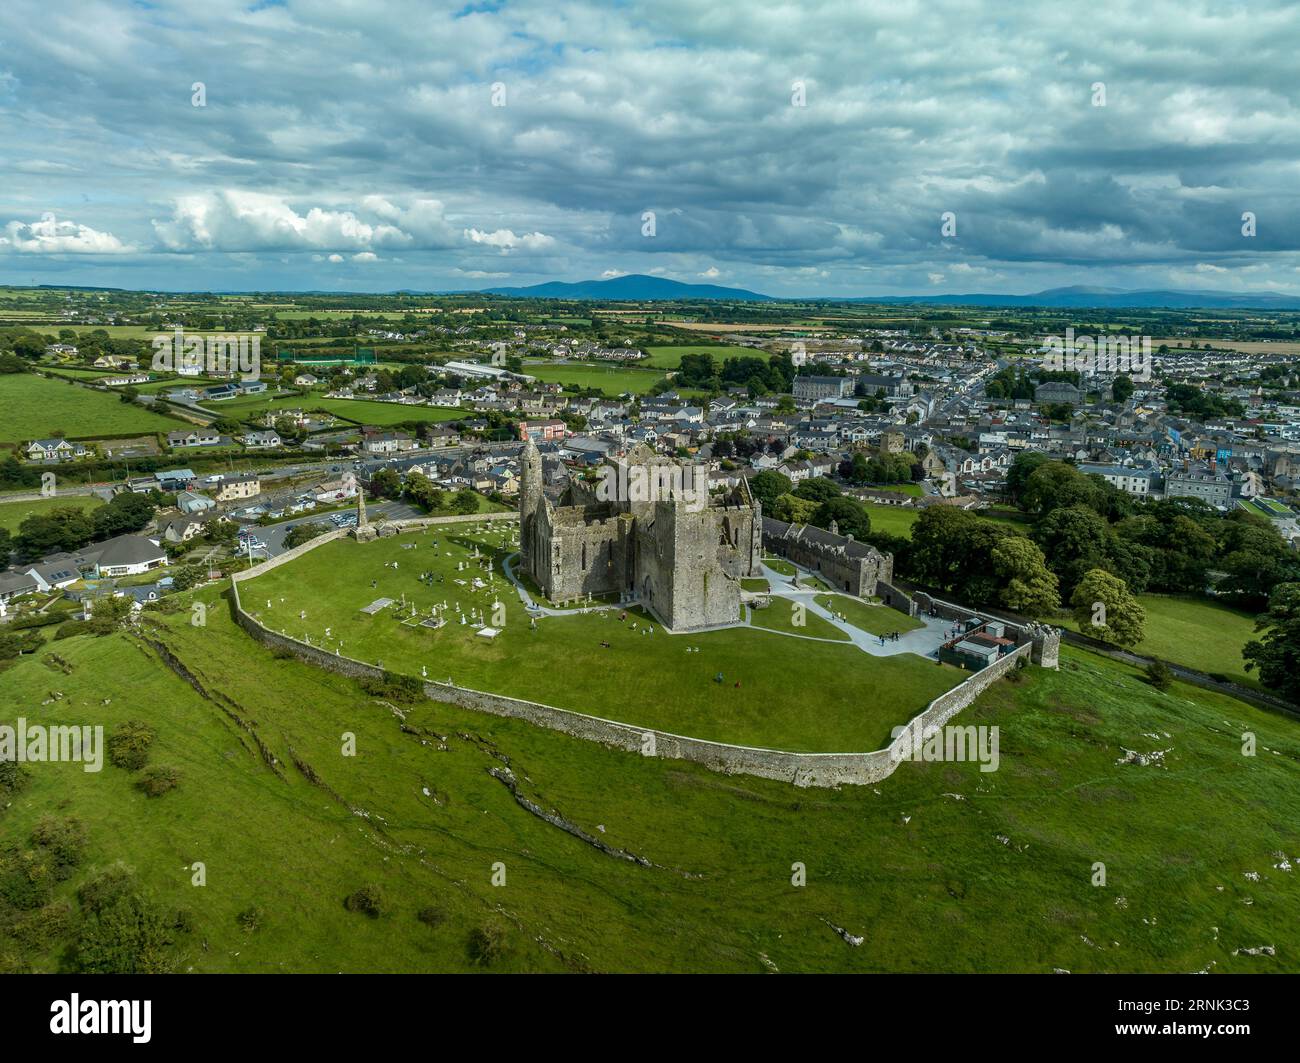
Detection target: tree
<box><xmin>793</xmin><ymin>476</ymin><xmax>841</xmax><ymax>504</ymax></box>
<box><xmin>810</xmin><ymin>496</ymin><xmax>871</xmax><ymax>540</ymax></box>
<box><xmin>1145</xmin><ymin>660</ymin><xmax>1173</xmax><ymax>691</ymax></box>
<box><xmin>990</xmin><ymin>536</ymin><xmax>1060</xmax><ymax>617</ymax></box>
<box><xmin>1070</xmin><ymin>568</ymin><xmax>1145</xmax><ymax>647</ymax></box>
<box><xmin>1243</xmin><ymin>582</ymin><xmax>1300</xmax><ymax>702</ymax></box>
<box><xmin>369</xmin><ymin>468</ymin><xmax>402</xmax><ymax>500</ymax></box>
<box><xmin>1033</xmin><ymin>504</ymin><xmax>1111</xmax><ymax>597</ymax></box>
<box><xmin>1112</xmin><ymin>374</ymin><xmax>1135</xmax><ymax>403</ymax></box>
<box><xmin>452</xmin><ymin>489</ymin><xmax>479</xmax><ymax>515</ymax></box>
<box><xmin>283</xmin><ymin>522</ymin><xmax>331</xmax><ymax>550</ymax></box>
<box><xmin>749</xmin><ymin>470</ymin><xmax>792</xmax><ymax>513</ymax></box>
<box><xmin>771</xmin><ymin>492</ymin><xmax>817</xmax><ymax>525</ymax></box>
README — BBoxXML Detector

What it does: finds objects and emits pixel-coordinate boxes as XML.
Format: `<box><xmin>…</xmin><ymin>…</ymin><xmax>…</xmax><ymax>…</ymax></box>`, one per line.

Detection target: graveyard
<box><xmin>242</xmin><ymin>519</ymin><xmax>966</xmax><ymax>752</ymax></box>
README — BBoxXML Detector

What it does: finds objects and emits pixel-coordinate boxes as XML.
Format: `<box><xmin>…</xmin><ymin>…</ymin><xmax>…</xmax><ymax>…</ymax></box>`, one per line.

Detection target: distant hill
<box><xmin>477</xmin><ymin>274</ymin><xmax>774</xmax><ymax>301</ymax></box>
<box><xmin>837</xmin><ymin>286</ymin><xmax>1300</xmax><ymax>310</ymax></box>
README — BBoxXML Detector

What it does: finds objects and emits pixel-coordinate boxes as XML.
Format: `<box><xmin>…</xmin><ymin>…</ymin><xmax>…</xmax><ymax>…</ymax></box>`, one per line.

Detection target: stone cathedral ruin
<box><xmin>519</xmin><ymin>441</ymin><xmax>762</xmax><ymax>631</ymax></box>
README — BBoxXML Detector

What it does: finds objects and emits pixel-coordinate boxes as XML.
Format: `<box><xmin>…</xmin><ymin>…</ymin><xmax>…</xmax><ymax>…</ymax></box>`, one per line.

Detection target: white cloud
<box><xmin>698</xmin><ymin>266</ymin><xmax>721</xmax><ymax>278</ymax></box>
<box><xmin>153</xmin><ymin>191</ymin><xmax>411</xmax><ymax>252</ymax></box>
<box><xmin>0</xmin><ymin>213</ymin><xmax>132</xmax><ymax>254</ymax></box>
<box><xmin>464</xmin><ymin>228</ymin><xmax>556</xmax><ymax>252</ymax></box>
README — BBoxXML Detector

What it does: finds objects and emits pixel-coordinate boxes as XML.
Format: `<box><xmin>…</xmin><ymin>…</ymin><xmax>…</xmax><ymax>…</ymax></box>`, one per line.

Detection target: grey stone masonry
<box><xmin>519</xmin><ymin>440</ymin><xmax>760</xmax><ymax>631</ymax></box>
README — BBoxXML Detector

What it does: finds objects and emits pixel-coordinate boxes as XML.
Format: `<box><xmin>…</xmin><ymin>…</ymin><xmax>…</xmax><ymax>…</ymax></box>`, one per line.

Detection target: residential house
<box><xmin>26</xmin><ymin>438</ymin><xmax>88</xmax><ymax>463</ymax></box>
<box><xmin>212</xmin><ymin>473</ymin><xmax>261</xmax><ymax>502</ymax></box>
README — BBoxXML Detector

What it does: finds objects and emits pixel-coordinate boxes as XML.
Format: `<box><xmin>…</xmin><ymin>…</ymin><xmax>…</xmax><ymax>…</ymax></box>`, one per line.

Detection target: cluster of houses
<box><xmin>0</xmin><ymin>532</ymin><xmax>171</xmax><ymax>612</ymax></box>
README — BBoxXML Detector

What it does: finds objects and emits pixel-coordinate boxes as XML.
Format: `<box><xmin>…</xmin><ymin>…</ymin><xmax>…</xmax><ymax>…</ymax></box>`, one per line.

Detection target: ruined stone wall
<box><xmin>877</xmin><ymin>580</ymin><xmax>916</xmax><ymax>617</ymax></box>
<box><xmin>543</xmin><ymin>513</ymin><xmax>631</xmax><ymax>602</ymax></box>
<box><xmin>762</xmin><ymin>528</ymin><xmax>887</xmax><ymax>598</ymax></box>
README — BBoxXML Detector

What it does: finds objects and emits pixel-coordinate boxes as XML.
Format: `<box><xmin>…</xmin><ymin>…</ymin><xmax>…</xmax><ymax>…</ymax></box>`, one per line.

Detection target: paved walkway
<box><xmin>754</xmin><ymin>560</ymin><xmax>952</xmax><ymax>659</ymax></box>
<box><xmin>501</xmin><ymin>550</ymin><xmax>955</xmax><ymax>662</ymax></box>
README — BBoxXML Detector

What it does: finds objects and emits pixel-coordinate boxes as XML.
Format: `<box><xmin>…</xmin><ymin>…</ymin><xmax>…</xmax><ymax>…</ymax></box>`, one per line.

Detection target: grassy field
<box><xmin>862</xmin><ymin>503</ymin><xmax>921</xmax><ymax>538</ymax></box>
<box><xmin>1060</xmin><ymin>594</ymin><xmax>1262</xmax><ymax>689</ymax></box>
<box><xmin>641</xmin><ymin>344</ymin><xmax>764</xmax><ymax>369</ymax></box>
<box><xmin>0</xmin><ymin>373</ymin><xmax>179</xmax><ymax>442</ymax></box>
<box><xmin>244</xmin><ymin>524</ymin><xmax>962</xmax><ymax>752</ymax></box>
<box><xmin>3</xmin><ymin>594</ymin><xmax>1298</xmax><ymax>973</ymax></box>
<box><xmin>525</xmin><ymin>363</ymin><xmax>671</xmax><ymax>396</ymax></box>
<box><xmin>747</xmin><ymin>598</ymin><xmax>851</xmax><ymax>642</ymax></box>
<box><xmin>814</xmin><ymin>593</ymin><xmax>925</xmax><ymax>638</ymax></box>
<box><xmin>200</xmin><ymin>394</ymin><xmax>465</xmax><ymax>427</ymax></box>
<box><xmin>0</xmin><ymin>494</ymin><xmax>104</xmax><ymax>533</ymax></box>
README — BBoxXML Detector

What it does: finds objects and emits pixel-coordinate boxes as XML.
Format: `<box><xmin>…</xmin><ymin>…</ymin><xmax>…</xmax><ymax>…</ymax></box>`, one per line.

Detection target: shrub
<box><xmin>135</xmin><ymin>766</ymin><xmax>180</xmax><ymax>797</ymax></box>
<box><xmin>71</xmin><ymin>891</ymin><xmax>177</xmax><ymax>974</ymax></box>
<box><xmin>0</xmin><ymin>848</ymin><xmax>54</xmax><ymax>911</ymax></box>
<box><xmin>30</xmin><ymin>815</ymin><xmax>87</xmax><ymax>879</ymax></box>
<box><xmin>0</xmin><ymin>760</ymin><xmax>29</xmax><ymax>797</ymax></box>
<box><xmin>236</xmin><ymin>905</ymin><xmax>265</xmax><ymax>932</ymax></box>
<box><xmin>467</xmin><ymin>921</ymin><xmax>508</xmax><ymax>967</ymax></box>
<box><xmin>107</xmin><ymin>720</ymin><xmax>156</xmax><ymax>771</ymax></box>
<box><xmin>76</xmin><ymin>863</ymin><xmax>136</xmax><ymax>916</ymax></box>
<box><xmin>1145</xmin><ymin>660</ymin><xmax>1174</xmax><ymax>691</ymax></box>
<box><xmin>12</xmin><ymin>900</ymin><xmax>75</xmax><ymax>950</ymax></box>
<box><xmin>416</xmin><ymin>905</ymin><xmax>446</xmax><ymax>928</ymax></box>
<box><xmin>343</xmin><ymin>884</ymin><xmax>384</xmax><ymax>918</ymax></box>
<box><xmin>54</xmin><ymin>620</ymin><xmax>94</xmax><ymax>640</ymax></box>
<box><xmin>360</xmin><ymin>671</ymin><xmax>424</xmax><ymax>703</ymax></box>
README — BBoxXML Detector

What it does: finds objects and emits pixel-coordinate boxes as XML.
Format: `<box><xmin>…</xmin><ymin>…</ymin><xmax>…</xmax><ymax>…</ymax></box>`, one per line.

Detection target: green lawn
<box><xmin>1061</xmin><ymin>594</ymin><xmax>1262</xmax><ymax>689</ymax></box>
<box><xmin>741</xmin><ymin>577</ymin><xmax>770</xmax><ymax>592</ymax></box>
<box><xmin>747</xmin><ymin>598</ymin><xmax>851</xmax><ymax>642</ymax></box>
<box><xmin>641</xmin><ymin>344</ymin><xmax>764</xmax><ymax>370</ymax></box>
<box><xmin>245</xmin><ymin>524</ymin><xmax>962</xmax><ymax>752</ymax></box>
<box><xmin>525</xmin><ymin>364</ymin><xmax>671</xmax><ymax>396</ymax></box>
<box><xmin>0</xmin><ymin>494</ymin><xmax>104</xmax><ymax>533</ymax></box>
<box><xmin>3</xmin><ymin>601</ymin><xmax>1298</xmax><ymax>973</ymax></box>
<box><xmin>201</xmin><ymin>394</ymin><xmax>465</xmax><ymax>427</ymax></box>
<box><xmin>861</xmin><ymin>502</ymin><xmax>1031</xmax><ymax>541</ymax></box>
<box><xmin>814</xmin><ymin>593</ymin><xmax>925</xmax><ymax>638</ymax></box>
<box><xmin>762</xmin><ymin>557</ymin><xmax>796</xmax><ymax>576</ymax></box>
<box><xmin>862</xmin><ymin>502</ymin><xmax>921</xmax><ymax>538</ymax></box>
<box><xmin>0</xmin><ymin>373</ymin><xmax>179</xmax><ymax>442</ymax></box>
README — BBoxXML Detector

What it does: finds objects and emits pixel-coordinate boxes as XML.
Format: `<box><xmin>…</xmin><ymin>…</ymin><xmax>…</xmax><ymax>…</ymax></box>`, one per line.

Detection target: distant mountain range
<box><xmin>476</xmin><ymin>274</ymin><xmax>773</xmax><ymax>301</ymax></box>
<box><xmin>838</xmin><ymin>286</ymin><xmax>1300</xmax><ymax>310</ymax></box>
<box><xmin>472</xmin><ymin>275</ymin><xmax>1300</xmax><ymax>309</ymax></box>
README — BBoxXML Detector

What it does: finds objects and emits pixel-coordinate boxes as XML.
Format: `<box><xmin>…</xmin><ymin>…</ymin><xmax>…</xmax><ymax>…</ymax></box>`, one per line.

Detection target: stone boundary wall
<box><xmin>228</xmin><ymin>518</ymin><xmax>1027</xmax><ymax>787</ymax></box>
<box><xmin>876</xmin><ymin>580</ymin><xmax>916</xmax><ymax>617</ymax></box>
<box><xmin>370</xmin><ymin>511</ymin><xmax>519</xmax><ymax>533</ymax></box>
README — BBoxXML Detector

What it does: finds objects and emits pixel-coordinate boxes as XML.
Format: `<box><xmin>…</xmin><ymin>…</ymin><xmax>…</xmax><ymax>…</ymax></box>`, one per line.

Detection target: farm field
<box><xmin>244</xmin><ymin>523</ymin><xmax>963</xmax><ymax>752</ymax></box>
<box><xmin>3</xmin><ymin>591</ymin><xmax>1298</xmax><ymax>973</ymax></box>
<box><xmin>524</xmin><ymin>363</ymin><xmax>671</xmax><ymax>396</ymax></box>
<box><xmin>0</xmin><ymin>493</ymin><xmax>104</xmax><ymax>533</ymax></box>
<box><xmin>199</xmin><ymin>393</ymin><xmax>465</xmax><ymax>427</ymax></box>
<box><xmin>641</xmin><ymin>344</ymin><xmax>765</xmax><ymax>369</ymax></box>
<box><xmin>0</xmin><ymin>373</ymin><xmax>179</xmax><ymax>442</ymax></box>
<box><xmin>1060</xmin><ymin>594</ymin><xmax>1262</xmax><ymax>689</ymax></box>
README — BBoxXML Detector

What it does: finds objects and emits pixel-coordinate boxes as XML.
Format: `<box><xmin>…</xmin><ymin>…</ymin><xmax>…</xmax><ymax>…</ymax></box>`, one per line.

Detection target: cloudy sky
<box><xmin>0</xmin><ymin>0</ymin><xmax>1297</xmax><ymax>296</ymax></box>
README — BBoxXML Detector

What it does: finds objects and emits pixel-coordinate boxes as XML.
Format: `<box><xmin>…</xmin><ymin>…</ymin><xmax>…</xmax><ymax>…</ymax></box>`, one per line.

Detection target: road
<box><xmin>252</xmin><ymin>499</ymin><xmax>419</xmax><ymax>557</ymax></box>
